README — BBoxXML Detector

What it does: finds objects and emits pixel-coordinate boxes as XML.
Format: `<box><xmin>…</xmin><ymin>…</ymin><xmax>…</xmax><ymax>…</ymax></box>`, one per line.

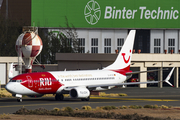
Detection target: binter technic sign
<box><xmin>31</xmin><ymin>0</ymin><xmax>180</xmax><ymax>29</ymax></box>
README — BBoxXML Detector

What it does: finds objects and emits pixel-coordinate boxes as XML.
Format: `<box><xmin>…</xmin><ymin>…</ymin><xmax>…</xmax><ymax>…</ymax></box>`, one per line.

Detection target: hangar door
<box><xmin>165</xmin><ymin>30</ymin><xmax>178</xmax><ymax>53</ymax></box>
<box><xmin>150</xmin><ymin>30</ymin><xmax>164</xmax><ymax>53</ymax></box>
<box><xmin>151</xmin><ymin>30</ymin><xmax>178</xmax><ymax>53</ymax></box>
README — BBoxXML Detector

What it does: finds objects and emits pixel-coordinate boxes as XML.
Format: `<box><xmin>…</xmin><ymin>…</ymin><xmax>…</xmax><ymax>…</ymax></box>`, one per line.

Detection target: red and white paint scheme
<box><xmin>6</xmin><ymin>30</ymin><xmax>174</xmax><ymax>102</ymax></box>
<box><xmin>16</xmin><ymin>32</ymin><xmax>43</xmax><ymax>73</ymax></box>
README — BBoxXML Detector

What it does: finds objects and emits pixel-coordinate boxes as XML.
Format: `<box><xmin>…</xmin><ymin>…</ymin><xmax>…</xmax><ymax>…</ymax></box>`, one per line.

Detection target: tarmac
<box><xmin>0</xmin><ymin>87</ymin><xmax>180</xmax><ymax>114</ymax></box>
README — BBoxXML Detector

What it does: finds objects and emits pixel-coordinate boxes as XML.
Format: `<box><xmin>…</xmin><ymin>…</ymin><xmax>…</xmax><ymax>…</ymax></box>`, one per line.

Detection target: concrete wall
<box><xmin>56</xmin><ymin>53</ymin><xmax>180</xmax><ymax>68</ymax></box>
<box><xmin>0</xmin><ymin>57</ymin><xmax>19</xmax><ymax>85</ymax></box>
<box><xmin>32</xmin><ymin>64</ymin><xmax>58</xmax><ymax>72</ymax></box>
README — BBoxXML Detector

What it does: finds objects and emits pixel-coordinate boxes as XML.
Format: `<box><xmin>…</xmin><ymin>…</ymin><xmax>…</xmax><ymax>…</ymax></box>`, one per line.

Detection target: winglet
<box><xmin>8</xmin><ymin>63</ymin><xmax>14</xmax><ymax>79</ymax></box>
<box><xmin>164</xmin><ymin>67</ymin><xmax>175</xmax><ymax>87</ymax></box>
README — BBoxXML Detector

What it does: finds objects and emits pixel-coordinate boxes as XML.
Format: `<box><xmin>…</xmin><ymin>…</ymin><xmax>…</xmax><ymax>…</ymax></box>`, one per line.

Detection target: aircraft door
<box><xmin>26</xmin><ymin>76</ymin><xmax>33</xmax><ymax>87</ymax></box>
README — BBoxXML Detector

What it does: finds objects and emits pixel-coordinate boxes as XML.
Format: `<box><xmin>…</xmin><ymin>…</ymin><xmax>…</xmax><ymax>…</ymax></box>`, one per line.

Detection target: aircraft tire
<box><xmin>81</xmin><ymin>98</ymin><xmax>85</xmax><ymax>101</ymax></box>
<box><xmin>85</xmin><ymin>96</ymin><xmax>90</xmax><ymax>101</ymax></box>
<box><xmin>81</xmin><ymin>96</ymin><xmax>90</xmax><ymax>101</ymax></box>
<box><xmin>55</xmin><ymin>94</ymin><xmax>64</xmax><ymax>101</ymax></box>
<box><xmin>17</xmin><ymin>98</ymin><xmax>22</xmax><ymax>102</ymax></box>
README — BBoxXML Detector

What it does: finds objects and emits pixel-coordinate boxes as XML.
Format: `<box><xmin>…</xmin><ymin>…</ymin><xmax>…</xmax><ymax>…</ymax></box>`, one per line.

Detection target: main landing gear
<box><xmin>55</xmin><ymin>94</ymin><xmax>64</xmax><ymax>101</ymax></box>
<box><xmin>81</xmin><ymin>96</ymin><xmax>90</xmax><ymax>101</ymax></box>
<box><xmin>55</xmin><ymin>94</ymin><xmax>90</xmax><ymax>101</ymax></box>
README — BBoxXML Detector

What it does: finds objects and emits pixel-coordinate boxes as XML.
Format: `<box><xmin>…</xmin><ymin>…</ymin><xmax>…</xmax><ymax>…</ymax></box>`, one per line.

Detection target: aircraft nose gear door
<box><xmin>27</xmin><ymin>76</ymin><xmax>33</xmax><ymax>87</ymax></box>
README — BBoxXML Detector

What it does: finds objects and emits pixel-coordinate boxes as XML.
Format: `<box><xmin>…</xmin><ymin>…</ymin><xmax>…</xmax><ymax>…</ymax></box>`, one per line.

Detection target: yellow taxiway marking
<box><xmin>0</xmin><ymin>97</ymin><xmax>179</xmax><ymax>108</ymax></box>
<box><xmin>91</xmin><ymin>97</ymin><xmax>179</xmax><ymax>101</ymax></box>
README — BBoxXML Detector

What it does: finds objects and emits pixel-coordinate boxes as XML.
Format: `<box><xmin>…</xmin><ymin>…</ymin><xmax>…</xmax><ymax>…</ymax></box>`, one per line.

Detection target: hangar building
<box><xmin>1</xmin><ymin>0</ymin><xmax>180</xmax><ymax>54</ymax></box>
<box><xmin>0</xmin><ymin>0</ymin><xmax>180</xmax><ymax>88</ymax></box>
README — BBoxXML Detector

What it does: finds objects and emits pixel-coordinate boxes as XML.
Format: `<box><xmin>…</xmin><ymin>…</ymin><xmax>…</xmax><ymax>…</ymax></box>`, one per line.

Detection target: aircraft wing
<box><xmin>88</xmin><ymin>67</ymin><xmax>174</xmax><ymax>88</ymax></box>
<box><xmin>62</xmin><ymin>67</ymin><xmax>174</xmax><ymax>92</ymax></box>
<box><xmin>86</xmin><ymin>81</ymin><xmax>160</xmax><ymax>89</ymax></box>
<box><xmin>126</xmin><ymin>68</ymin><xmax>168</xmax><ymax>75</ymax></box>
<box><xmin>62</xmin><ymin>81</ymin><xmax>159</xmax><ymax>91</ymax></box>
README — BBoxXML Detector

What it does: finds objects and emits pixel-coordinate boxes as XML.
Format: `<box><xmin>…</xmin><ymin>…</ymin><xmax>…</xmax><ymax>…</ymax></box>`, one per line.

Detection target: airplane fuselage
<box><xmin>6</xmin><ymin>69</ymin><xmax>127</xmax><ymax>95</ymax></box>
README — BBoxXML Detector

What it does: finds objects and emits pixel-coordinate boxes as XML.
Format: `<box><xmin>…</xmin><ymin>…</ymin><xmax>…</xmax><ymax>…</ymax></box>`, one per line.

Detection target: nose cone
<box><xmin>5</xmin><ymin>82</ymin><xmax>15</xmax><ymax>94</ymax></box>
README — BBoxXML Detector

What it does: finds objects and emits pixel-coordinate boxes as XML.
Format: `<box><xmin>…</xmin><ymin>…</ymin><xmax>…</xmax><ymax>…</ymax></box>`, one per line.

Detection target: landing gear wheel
<box><xmin>85</xmin><ymin>96</ymin><xmax>90</xmax><ymax>101</ymax></box>
<box><xmin>55</xmin><ymin>94</ymin><xmax>64</xmax><ymax>101</ymax></box>
<box><xmin>81</xmin><ymin>96</ymin><xmax>90</xmax><ymax>101</ymax></box>
<box><xmin>81</xmin><ymin>98</ymin><xmax>85</xmax><ymax>101</ymax></box>
<box><xmin>17</xmin><ymin>98</ymin><xmax>22</xmax><ymax>102</ymax></box>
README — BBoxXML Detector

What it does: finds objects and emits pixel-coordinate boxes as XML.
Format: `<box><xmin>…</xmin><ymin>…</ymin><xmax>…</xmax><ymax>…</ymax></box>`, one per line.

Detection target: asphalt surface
<box><xmin>0</xmin><ymin>87</ymin><xmax>180</xmax><ymax>114</ymax></box>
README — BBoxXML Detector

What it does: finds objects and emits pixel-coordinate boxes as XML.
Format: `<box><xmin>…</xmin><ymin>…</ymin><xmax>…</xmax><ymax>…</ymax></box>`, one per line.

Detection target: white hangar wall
<box><xmin>48</xmin><ymin>29</ymin><xmax>180</xmax><ymax>54</ymax></box>
<box><xmin>151</xmin><ymin>30</ymin><xmax>180</xmax><ymax>54</ymax></box>
<box><xmin>77</xmin><ymin>29</ymin><xmax>128</xmax><ymax>53</ymax></box>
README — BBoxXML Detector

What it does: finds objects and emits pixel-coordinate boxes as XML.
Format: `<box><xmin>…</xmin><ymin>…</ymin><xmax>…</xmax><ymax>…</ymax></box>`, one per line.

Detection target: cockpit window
<box><xmin>9</xmin><ymin>80</ymin><xmax>22</xmax><ymax>82</ymax></box>
<box><xmin>17</xmin><ymin>80</ymin><xmax>22</xmax><ymax>83</ymax></box>
<box><xmin>9</xmin><ymin>80</ymin><xmax>16</xmax><ymax>82</ymax></box>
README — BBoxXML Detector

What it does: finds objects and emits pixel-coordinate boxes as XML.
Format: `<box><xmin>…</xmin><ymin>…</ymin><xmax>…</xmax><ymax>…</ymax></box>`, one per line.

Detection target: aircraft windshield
<box><xmin>9</xmin><ymin>80</ymin><xmax>16</xmax><ymax>82</ymax></box>
<box><xmin>9</xmin><ymin>80</ymin><xmax>22</xmax><ymax>82</ymax></box>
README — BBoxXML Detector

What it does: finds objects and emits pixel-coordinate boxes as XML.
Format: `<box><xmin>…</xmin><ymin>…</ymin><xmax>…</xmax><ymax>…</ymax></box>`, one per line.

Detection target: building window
<box><xmin>91</xmin><ymin>38</ymin><xmax>98</xmax><ymax>53</ymax></box>
<box><xmin>78</xmin><ymin>38</ymin><xmax>85</xmax><ymax>53</ymax></box>
<box><xmin>91</xmin><ymin>47</ymin><xmax>98</xmax><ymax>53</ymax></box>
<box><xmin>104</xmin><ymin>38</ymin><xmax>111</xmax><ymax>53</ymax></box>
<box><xmin>67</xmin><ymin>38</ymin><xmax>72</xmax><ymax>46</ymax></box>
<box><xmin>117</xmin><ymin>38</ymin><xmax>124</xmax><ymax>52</ymax></box>
<box><xmin>168</xmin><ymin>38</ymin><xmax>175</xmax><ymax>53</ymax></box>
<box><xmin>154</xmin><ymin>38</ymin><xmax>161</xmax><ymax>53</ymax></box>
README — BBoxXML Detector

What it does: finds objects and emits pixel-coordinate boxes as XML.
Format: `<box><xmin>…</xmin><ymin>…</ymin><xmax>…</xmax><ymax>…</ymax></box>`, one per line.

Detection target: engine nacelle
<box><xmin>70</xmin><ymin>87</ymin><xmax>90</xmax><ymax>98</ymax></box>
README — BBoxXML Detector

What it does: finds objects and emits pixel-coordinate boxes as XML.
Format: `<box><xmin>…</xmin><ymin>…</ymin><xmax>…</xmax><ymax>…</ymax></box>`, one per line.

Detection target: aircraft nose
<box><xmin>5</xmin><ymin>82</ymin><xmax>15</xmax><ymax>94</ymax></box>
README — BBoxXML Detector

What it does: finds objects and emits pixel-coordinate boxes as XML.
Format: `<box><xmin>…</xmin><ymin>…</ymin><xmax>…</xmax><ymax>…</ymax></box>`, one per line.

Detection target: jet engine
<box><xmin>70</xmin><ymin>87</ymin><xmax>90</xmax><ymax>98</ymax></box>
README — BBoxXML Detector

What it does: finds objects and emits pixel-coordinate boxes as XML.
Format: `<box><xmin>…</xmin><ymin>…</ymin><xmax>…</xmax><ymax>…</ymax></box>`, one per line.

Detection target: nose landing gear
<box><xmin>17</xmin><ymin>98</ymin><xmax>22</xmax><ymax>102</ymax></box>
<box><xmin>13</xmin><ymin>94</ymin><xmax>22</xmax><ymax>102</ymax></box>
